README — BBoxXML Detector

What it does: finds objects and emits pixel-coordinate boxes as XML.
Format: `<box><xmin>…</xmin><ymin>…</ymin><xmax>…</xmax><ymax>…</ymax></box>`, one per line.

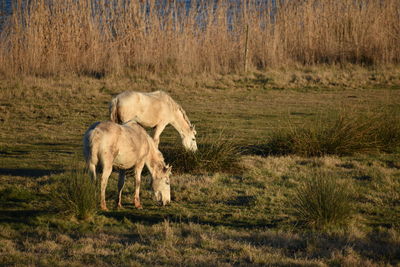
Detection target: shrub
<box><xmin>290</xmin><ymin>172</ymin><xmax>353</xmax><ymax>230</ymax></box>
<box><xmin>163</xmin><ymin>133</ymin><xmax>240</xmax><ymax>175</ymax></box>
<box><xmin>52</xmin><ymin>163</ymin><xmax>98</xmax><ymax>220</ymax></box>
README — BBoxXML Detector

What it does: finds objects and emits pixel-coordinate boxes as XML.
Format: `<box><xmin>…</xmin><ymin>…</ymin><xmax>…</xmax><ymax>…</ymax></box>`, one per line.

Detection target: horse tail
<box><xmin>83</xmin><ymin>123</ymin><xmax>101</xmax><ymax>180</ymax></box>
<box><xmin>109</xmin><ymin>97</ymin><xmax>119</xmax><ymax>123</ymax></box>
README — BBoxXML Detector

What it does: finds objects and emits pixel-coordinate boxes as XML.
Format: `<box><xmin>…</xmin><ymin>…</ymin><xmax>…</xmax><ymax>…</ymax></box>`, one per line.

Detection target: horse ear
<box><xmin>191</xmin><ymin>125</ymin><xmax>197</xmax><ymax>135</ymax></box>
<box><xmin>163</xmin><ymin>164</ymin><xmax>172</xmax><ymax>175</ymax></box>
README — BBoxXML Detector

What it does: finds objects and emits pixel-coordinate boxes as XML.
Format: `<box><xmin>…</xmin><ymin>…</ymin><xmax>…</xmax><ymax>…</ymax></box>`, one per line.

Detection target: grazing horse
<box><xmin>83</xmin><ymin>121</ymin><xmax>171</xmax><ymax>211</ymax></box>
<box><xmin>109</xmin><ymin>90</ymin><xmax>198</xmax><ymax>151</ymax></box>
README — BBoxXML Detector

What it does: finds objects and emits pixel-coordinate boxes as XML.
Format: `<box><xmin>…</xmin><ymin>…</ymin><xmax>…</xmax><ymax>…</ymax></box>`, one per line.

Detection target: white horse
<box><xmin>83</xmin><ymin>121</ymin><xmax>171</xmax><ymax>211</ymax></box>
<box><xmin>109</xmin><ymin>90</ymin><xmax>198</xmax><ymax>151</ymax></box>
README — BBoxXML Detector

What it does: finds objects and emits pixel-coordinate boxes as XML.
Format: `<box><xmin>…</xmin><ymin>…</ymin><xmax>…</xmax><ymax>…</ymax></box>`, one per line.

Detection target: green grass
<box><xmin>0</xmin><ymin>72</ymin><xmax>400</xmax><ymax>266</ymax></box>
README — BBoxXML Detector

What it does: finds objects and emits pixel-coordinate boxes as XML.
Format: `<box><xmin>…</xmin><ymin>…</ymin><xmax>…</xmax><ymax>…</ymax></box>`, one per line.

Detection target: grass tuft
<box><xmin>265</xmin><ymin>110</ymin><xmax>400</xmax><ymax>157</ymax></box>
<box><xmin>290</xmin><ymin>172</ymin><xmax>354</xmax><ymax>230</ymax></box>
<box><xmin>52</xmin><ymin>162</ymin><xmax>98</xmax><ymax>220</ymax></box>
<box><xmin>163</xmin><ymin>133</ymin><xmax>241</xmax><ymax>175</ymax></box>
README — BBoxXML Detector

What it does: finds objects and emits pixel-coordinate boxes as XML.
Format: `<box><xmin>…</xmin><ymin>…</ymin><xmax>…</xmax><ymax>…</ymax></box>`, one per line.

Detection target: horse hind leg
<box><xmin>100</xmin><ymin>161</ymin><xmax>113</xmax><ymax>211</ymax></box>
<box><xmin>116</xmin><ymin>170</ymin><xmax>126</xmax><ymax>209</ymax></box>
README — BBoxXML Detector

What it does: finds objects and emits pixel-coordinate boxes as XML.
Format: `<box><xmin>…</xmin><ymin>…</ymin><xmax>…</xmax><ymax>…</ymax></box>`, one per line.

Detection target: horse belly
<box><xmin>113</xmin><ymin>152</ymin><xmax>138</xmax><ymax>169</ymax></box>
<box><xmin>113</xmin><ymin>133</ymin><xmax>144</xmax><ymax>169</ymax></box>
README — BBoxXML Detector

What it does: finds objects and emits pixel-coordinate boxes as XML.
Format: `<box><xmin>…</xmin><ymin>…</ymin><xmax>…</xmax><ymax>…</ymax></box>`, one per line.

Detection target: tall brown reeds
<box><xmin>0</xmin><ymin>0</ymin><xmax>399</xmax><ymax>77</ymax></box>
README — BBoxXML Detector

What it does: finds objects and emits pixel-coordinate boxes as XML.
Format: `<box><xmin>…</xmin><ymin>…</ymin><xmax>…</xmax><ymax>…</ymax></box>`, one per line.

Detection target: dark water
<box><xmin>0</xmin><ymin>0</ymin><xmax>274</xmax><ymax>16</ymax></box>
<box><xmin>0</xmin><ymin>0</ymin><xmax>274</xmax><ymax>31</ymax></box>
<box><xmin>0</xmin><ymin>0</ymin><xmax>10</xmax><ymax>14</ymax></box>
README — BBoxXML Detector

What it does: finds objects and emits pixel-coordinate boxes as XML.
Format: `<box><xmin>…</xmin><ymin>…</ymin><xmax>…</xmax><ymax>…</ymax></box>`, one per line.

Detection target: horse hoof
<box><xmin>135</xmin><ymin>203</ymin><xmax>143</xmax><ymax>209</ymax></box>
<box><xmin>101</xmin><ymin>207</ymin><xmax>109</xmax><ymax>211</ymax></box>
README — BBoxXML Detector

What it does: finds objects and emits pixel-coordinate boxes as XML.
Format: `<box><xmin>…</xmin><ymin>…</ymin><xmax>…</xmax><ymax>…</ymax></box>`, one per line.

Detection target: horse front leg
<box><xmin>116</xmin><ymin>170</ymin><xmax>126</xmax><ymax>209</ymax></box>
<box><xmin>134</xmin><ymin>161</ymin><xmax>145</xmax><ymax>209</ymax></box>
<box><xmin>152</xmin><ymin>123</ymin><xmax>167</xmax><ymax>148</ymax></box>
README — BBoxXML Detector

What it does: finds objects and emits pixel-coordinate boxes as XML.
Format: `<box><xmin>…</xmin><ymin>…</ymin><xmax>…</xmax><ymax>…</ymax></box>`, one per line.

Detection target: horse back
<box><xmin>84</xmin><ymin>121</ymin><xmax>152</xmax><ymax>169</ymax></box>
<box><xmin>112</xmin><ymin>91</ymin><xmax>172</xmax><ymax>126</ymax></box>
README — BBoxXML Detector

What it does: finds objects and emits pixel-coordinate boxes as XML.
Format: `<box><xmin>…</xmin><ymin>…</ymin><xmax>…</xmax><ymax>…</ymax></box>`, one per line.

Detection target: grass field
<box><xmin>1</xmin><ymin>68</ymin><xmax>400</xmax><ymax>266</ymax></box>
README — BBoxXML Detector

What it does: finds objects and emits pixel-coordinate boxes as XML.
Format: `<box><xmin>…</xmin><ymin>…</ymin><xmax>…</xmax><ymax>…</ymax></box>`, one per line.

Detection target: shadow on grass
<box><xmin>240</xmin><ymin>144</ymin><xmax>286</xmax><ymax>157</ymax></box>
<box><xmin>0</xmin><ymin>209</ymin><xmax>48</xmax><ymax>224</ymax></box>
<box><xmin>0</xmin><ymin>168</ymin><xmax>64</xmax><ymax>177</ymax></box>
<box><xmin>103</xmin><ymin>207</ymin><xmax>280</xmax><ymax>229</ymax></box>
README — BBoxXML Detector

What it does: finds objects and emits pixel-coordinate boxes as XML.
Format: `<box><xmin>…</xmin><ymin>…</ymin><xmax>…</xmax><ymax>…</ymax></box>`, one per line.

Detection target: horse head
<box><xmin>182</xmin><ymin>124</ymin><xmax>198</xmax><ymax>152</ymax></box>
<box><xmin>152</xmin><ymin>164</ymin><xmax>172</xmax><ymax>206</ymax></box>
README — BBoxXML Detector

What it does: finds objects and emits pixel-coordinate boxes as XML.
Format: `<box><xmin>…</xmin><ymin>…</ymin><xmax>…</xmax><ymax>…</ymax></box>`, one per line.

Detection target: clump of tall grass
<box><xmin>163</xmin><ymin>133</ymin><xmax>240</xmax><ymax>174</ymax></box>
<box><xmin>264</xmin><ymin>110</ymin><xmax>400</xmax><ymax>157</ymax></box>
<box><xmin>52</xmin><ymin>163</ymin><xmax>98</xmax><ymax>220</ymax></box>
<box><xmin>290</xmin><ymin>172</ymin><xmax>354</xmax><ymax>230</ymax></box>
<box><xmin>0</xmin><ymin>0</ymin><xmax>399</xmax><ymax>76</ymax></box>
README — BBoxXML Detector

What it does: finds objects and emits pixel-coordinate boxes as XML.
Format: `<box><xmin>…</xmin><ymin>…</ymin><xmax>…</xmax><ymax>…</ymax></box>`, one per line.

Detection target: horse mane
<box><xmin>158</xmin><ymin>91</ymin><xmax>192</xmax><ymax>127</ymax></box>
<box><xmin>146</xmin><ymin>131</ymin><xmax>166</xmax><ymax>171</ymax></box>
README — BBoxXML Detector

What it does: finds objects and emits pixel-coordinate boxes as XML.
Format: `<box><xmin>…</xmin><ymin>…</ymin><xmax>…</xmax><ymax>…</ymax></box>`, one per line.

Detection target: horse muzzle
<box><xmin>155</xmin><ymin>191</ymin><xmax>171</xmax><ymax>206</ymax></box>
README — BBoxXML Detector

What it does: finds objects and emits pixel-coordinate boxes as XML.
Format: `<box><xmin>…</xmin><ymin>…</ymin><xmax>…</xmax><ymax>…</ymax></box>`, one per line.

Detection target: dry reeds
<box><xmin>0</xmin><ymin>0</ymin><xmax>399</xmax><ymax>76</ymax></box>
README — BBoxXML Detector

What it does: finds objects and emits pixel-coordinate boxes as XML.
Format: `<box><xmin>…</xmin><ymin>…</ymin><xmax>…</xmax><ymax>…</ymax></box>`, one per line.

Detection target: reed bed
<box><xmin>0</xmin><ymin>0</ymin><xmax>399</xmax><ymax>76</ymax></box>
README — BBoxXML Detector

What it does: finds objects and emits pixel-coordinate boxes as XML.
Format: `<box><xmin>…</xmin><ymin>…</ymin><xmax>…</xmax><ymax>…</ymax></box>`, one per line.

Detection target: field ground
<box><xmin>0</xmin><ymin>68</ymin><xmax>400</xmax><ymax>266</ymax></box>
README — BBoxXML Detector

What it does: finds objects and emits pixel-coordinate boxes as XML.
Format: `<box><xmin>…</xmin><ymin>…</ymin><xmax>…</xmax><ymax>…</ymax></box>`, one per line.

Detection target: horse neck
<box><xmin>145</xmin><ymin>139</ymin><xmax>164</xmax><ymax>176</ymax></box>
<box><xmin>171</xmin><ymin>108</ymin><xmax>191</xmax><ymax>137</ymax></box>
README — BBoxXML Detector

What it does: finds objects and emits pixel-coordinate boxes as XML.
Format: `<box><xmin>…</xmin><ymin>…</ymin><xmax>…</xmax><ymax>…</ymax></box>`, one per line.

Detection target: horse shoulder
<box><xmin>125</xmin><ymin>125</ymin><xmax>149</xmax><ymax>155</ymax></box>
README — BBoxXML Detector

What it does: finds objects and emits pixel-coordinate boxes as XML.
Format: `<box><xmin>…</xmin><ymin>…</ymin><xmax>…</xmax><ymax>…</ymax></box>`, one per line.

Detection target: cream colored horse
<box><xmin>83</xmin><ymin>121</ymin><xmax>171</xmax><ymax>211</ymax></box>
<box><xmin>109</xmin><ymin>90</ymin><xmax>198</xmax><ymax>151</ymax></box>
